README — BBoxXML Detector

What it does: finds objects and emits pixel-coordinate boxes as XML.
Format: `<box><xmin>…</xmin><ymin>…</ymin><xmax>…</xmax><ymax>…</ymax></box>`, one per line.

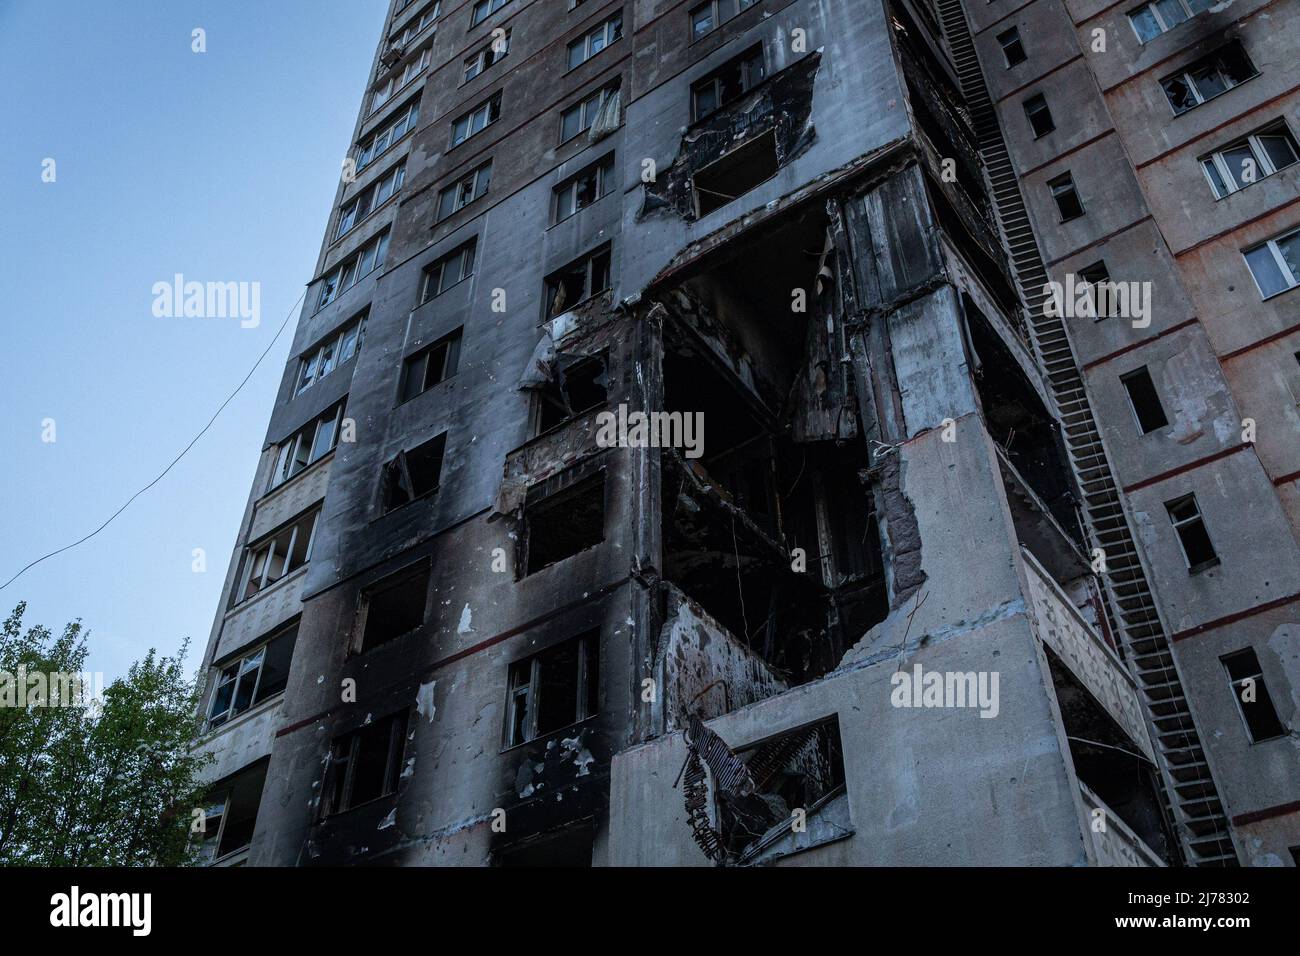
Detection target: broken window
<box><xmin>1048</xmin><ymin>172</ymin><xmax>1084</xmax><ymax>221</ymax></box>
<box><xmin>1243</xmin><ymin>227</ymin><xmax>1300</xmax><ymax>299</ymax></box>
<box><xmin>535</xmin><ymin>353</ymin><xmax>608</xmax><ymax>432</ymax></box>
<box><xmin>691</xmin><ymin>44</ymin><xmax>766</xmax><ymax>121</ymax></box>
<box><xmin>1221</xmin><ymin>648</ymin><xmax>1287</xmax><ymax>743</ymax></box>
<box><xmin>496</xmin><ymin>821</ymin><xmax>595</xmax><ymax>866</ymax></box>
<box><xmin>567</xmin><ymin>13</ymin><xmax>622</xmax><ymax>69</ymax></box>
<box><xmin>553</xmin><ymin>153</ymin><xmax>617</xmax><ymax>223</ymax></box>
<box><xmin>450</xmin><ymin>91</ymin><xmax>502</xmax><ymax>146</ymax></box>
<box><xmin>560</xmin><ymin>80</ymin><xmax>621</xmax><ymax>143</ymax></box>
<box><xmin>238</xmin><ymin>508</ymin><xmax>319</xmax><ymax>603</ymax></box>
<box><xmin>463</xmin><ymin>29</ymin><xmax>509</xmax><ymax>82</ymax></box>
<box><xmin>381</xmin><ymin>433</ymin><xmax>447</xmax><ymax>512</ymax></box>
<box><xmin>271</xmin><ymin>401</ymin><xmax>347</xmax><ymax>490</ymax></box>
<box><xmin>1120</xmin><ymin>367</ymin><xmax>1169</xmax><ymax>434</ymax></box>
<box><xmin>523</xmin><ymin>471</ymin><xmax>605</xmax><ymax>576</ymax></box>
<box><xmin>996</xmin><ymin>27</ymin><xmax>1026</xmax><ymax>67</ymax></box>
<box><xmin>1164</xmin><ymin>493</ymin><xmax>1218</xmax><ymax>571</ymax></box>
<box><xmin>505</xmin><ymin>631</ymin><xmax>599</xmax><ymax>746</ymax></box>
<box><xmin>400</xmin><ymin>328</ymin><xmax>462</xmax><ymax>403</ymax></box>
<box><xmin>198</xmin><ymin>760</ymin><xmax>268</xmax><ymax>864</ymax></box>
<box><xmin>322</xmin><ymin>711</ymin><xmax>408</xmax><ymax>816</ymax></box>
<box><xmin>689</xmin><ymin>0</ymin><xmax>758</xmax><ymax>40</ymax></box>
<box><xmin>1023</xmin><ymin>92</ymin><xmax>1054</xmax><ymax>138</ymax></box>
<box><xmin>1202</xmin><ymin>121</ymin><xmax>1299</xmax><ymax>199</ymax></box>
<box><xmin>357</xmin><ymin>562</ymin><xmax>430</xmax><ymax>653</ymax></box>
<box><xmin>545</xmin><ymin>244</ymin><xmax>612</xmax><ymax>316</ymax></box>
<box><xmin>207</xmin><ymin>622</ymin><xmax>298</xmax><ymax>729</ymax></box>
<box><xmin>421</xmin><ymin>241</ymin><xmax>476</xmax><ymax>301</ymax></box>
<box><xmin>693</xmin><ymin>129</ymin><xmax>779</xmax><ymax>216</ymax></box>
<box><xmin>1160</xmin><ymin>41</ymin><xmax>1256</xmax><ymax>114</ymax></box>
<box><xmin>436</xmin><ymin>161</ymin><xmax>492</xmax><ymax>221</ymax></box>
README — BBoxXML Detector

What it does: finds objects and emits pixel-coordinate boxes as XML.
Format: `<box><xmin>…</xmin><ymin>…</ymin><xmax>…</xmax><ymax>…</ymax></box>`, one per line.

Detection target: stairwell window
<box><xmin>237</xmin><ymin>508</ymin><xmax>319</xmax><ymax>603</ymax></box>
<box><xmin>1023</xmin><ymin>93</ymin><xmax>1054</xmax><ymax>138</ymax></box>
<box><xmin>421</xmin><ymin>240</ymin><xmax>477</xmax><ymax>301</ymax></box>
<box><xmin>399</xmin><ymin>328</ymin><xmax>462</xmax><ymax>404</ymax></box>
<box><xmin>1120</xmin><ymin>367</ymin><xmax>1169</xmax><ymax>434</ymax></box>
<box><xmin>567</xmin><ymin>13</ymin><xmax>622</xmax><ymax>70</ymax></box>
<box><xmin>996</xmin><ymin>27</ymin><xmax>1026</xmax><ymax>67</ymax></box>
<box><xmin>1221</xmin><ymin>649</ymin><xmax>1287</xmax><ymax>743</ymax></box>
<box><xmin>1164</xmin><ymin>493</ymin><xmax>1218</xmax><ymax>572</ymax></box>
<box><xmin>1128</xmin><ymin>0</ymin><xmax>1216</xmax><ymax>44</ymax></box>
<box><xmin>1160</xmin><ymin>42</ymin><xmax>1256</xmax><ymax>115</ymax></box>
<box><xmin>1078</xmin><ymin>262</ymin><xmax>1114</xmax><ymax>319</ymax></box>
<box><xmin>1243</xmin><ymin>227</ymin><xmax>1300</xmax><ymax>299</ymax></box>
<box><xmin>553</xmin><ymin>153</ymin><xmax>616</xmax><ymax>223</ymax></box>
<box><xmin>436</xmin><ymin>161</ymin><xmax>493</xmax><ymax>221</ymax></box>
<box><xmin>451</xmin><ymin>91</ymin><xmax>502</xmax><ymax>147</ymax></box>
<box><xmin>1048</xmin><ymin>173</ymin><xmax>1084</xmax><ymax>221</ymax></box>
<box><xmin>1201</xmin><ymin>122</ymin><xmax>1298</xmax><ymax>199</ymax></box>
<box><xmin>271</xmin><ymin>401</ymin><xmax>347</xmax><ymax>490</ymax></box>
<box><xmin>470</xmin><ymin>0</ymin><xmax>510</xmax><ymax>27</ymax></box>
<box><xmin>356</xmin><ymin>563</ymin><xmax>431</xmax><ymax>654</ymax></box>
<box><xmin>692</xmin><ymin>44</ymin><xmax>766</xmax><ymax>122</ymax></box>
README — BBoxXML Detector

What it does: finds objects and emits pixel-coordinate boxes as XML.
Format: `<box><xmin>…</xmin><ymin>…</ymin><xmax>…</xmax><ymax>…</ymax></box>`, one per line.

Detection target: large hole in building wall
<box><xmin>656</xmin><ymin>209</ymin><xmax>888</xmax><ymax>687</ymax></box>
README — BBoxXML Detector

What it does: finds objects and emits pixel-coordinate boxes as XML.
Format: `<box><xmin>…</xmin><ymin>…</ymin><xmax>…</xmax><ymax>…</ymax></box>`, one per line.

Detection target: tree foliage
<box><xmin>0</xmin><ymin>602</ymin><xmax>211</xmax><ymax>865</ymax></box>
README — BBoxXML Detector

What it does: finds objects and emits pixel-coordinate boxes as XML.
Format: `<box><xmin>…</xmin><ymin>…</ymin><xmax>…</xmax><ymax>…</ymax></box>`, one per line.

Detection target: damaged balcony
<box><xmin>1081</xmin><ymin>783</ymin><xmax>1166</xmax><ymax>868</ymax></box>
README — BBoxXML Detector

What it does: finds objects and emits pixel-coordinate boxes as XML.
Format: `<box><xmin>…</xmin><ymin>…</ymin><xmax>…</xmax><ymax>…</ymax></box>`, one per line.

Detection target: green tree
<box><xmin>0</xmin><ymin>602</ymin><xmax>211</xmax><ymax>865</ymax></box>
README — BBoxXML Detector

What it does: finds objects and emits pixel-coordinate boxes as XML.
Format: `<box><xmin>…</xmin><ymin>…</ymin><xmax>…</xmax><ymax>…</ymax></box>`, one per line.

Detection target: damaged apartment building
<box><xmin>193</xmin><ymin>0</ymin><xmax>1298</xmax><ymax>867</ymax></box>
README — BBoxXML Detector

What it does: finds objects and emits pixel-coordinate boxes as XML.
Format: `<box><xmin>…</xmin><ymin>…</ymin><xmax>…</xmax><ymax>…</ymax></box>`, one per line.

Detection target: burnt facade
<box><xmin>192</xmin><ymin>0</ymin><xmax>1297</xmax><ymax>867</ymax></box>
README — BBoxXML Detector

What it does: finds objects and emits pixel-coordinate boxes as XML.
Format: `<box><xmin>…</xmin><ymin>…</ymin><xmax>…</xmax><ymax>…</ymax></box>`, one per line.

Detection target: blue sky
<box><xmin>0</xmin><ymin>0</ymin><xmax>387</xmax><ymax>681</ymax></box>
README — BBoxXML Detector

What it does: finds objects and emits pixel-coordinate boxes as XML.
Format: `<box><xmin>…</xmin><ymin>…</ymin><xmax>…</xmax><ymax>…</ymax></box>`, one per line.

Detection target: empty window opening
<box><xmin>1164</xmin><ymin>493</ymin><xmax>1217</xmax><ymax>571</ymax></box>
<box><xmin>546</xmin><ymin>244</ymin><xmax>612</xmax><ymax>316</ymax></box>
<box><xmin>496</xmin><ymin>820</ymin><xmax>595</xmax><ymax>866</ymax></box>
<box><xmin>238</xmin><ymin>508</ymin><xmax>319</xmax><ymax>603</ymax></box>
<box><xmin>198</xmin><ymin>760</ymin><xmax>268</xmax><ymax>864</ymax></box>
<box><xmin>1048</xmin><ymin>172</ymin><xmax>1084</xmax><ymax>221</ymax></box>
<box><xmin>1120</xmin><ymin>367</ymin><xmax>1169</xmax><ymax>434</ymax></box>
<box><xmin>322</xmin><ymin>711</ymin><xmax>408</xmax><ymax>816</ymax></box>
<box><xmin>400</xmin><ymin>329</ymin><xmax>462</xmax><ymax>403</ymax></box>
<box><xmin>381</xmin><ymin>433</ymin><xmax>447</xmax><ymax>512</ymax></box>
<box><xmin>357</xmin><ymin>563</ymin><xmax>430</xmax><ymax>653</ymax></box>
<box><xmin>692</xmin><ymin>44</ymin><xmax>766</xmax><ymax>122</ymax></box>
<box><xmin>693</xmin><ymin>129</ymin><xmax>779</xmax><ymax>217</ymax></box>
<box><xmin>1023</xmin><ymin>93</ymin><xmax>1054</xmax><ymax>138</ymax></box>
<box><xmin>523</xmin><ymin>472</ymin><xmax>606</xmax><ymax>575</ymax></box>
<box><xmin>996</xmin><ymin>27</ymin><xmax>1026</xmax><ymax>67</ymax></box>
<box><xmin>1221</xmin><ymin>648</ymin><xmax>1287</xmax><ymax>743</ymax></box>
<box><xmin>207</xmin><ymin>622</ymin><xmax>298</xmax><ymax>729</ymax></box>
<box><xmin>1202</xmin><ymin>122</ymin><xmax>1299</xmax><ymax>199</ymax></box>
<box><xmin>535</xmin><ymin>353</ymin><xmax>609</xmax><ymax>433</ymax></box>
<box><xmin>1077</xmin><ymin>262</ymin><xmax>1114</xmax><ymax>320</ymax></box>
<box><xmin>554</xmin><ymin>153</ymin><xmax>617</xmax><ymax>224</ymax></box>
<box><xmin>1160</xmin><ymin>41</ymin><xmax>1256</xmax><ymax>115</ymax></box>
<box><xmin>505</xmin><ymin>631</ymin><xmax>599</xmax><ymax>746</ymax></box>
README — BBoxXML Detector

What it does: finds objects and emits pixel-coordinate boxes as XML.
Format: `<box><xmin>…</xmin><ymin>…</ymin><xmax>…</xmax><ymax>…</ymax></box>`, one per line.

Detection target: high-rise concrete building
<box><xmin>192</xmin><ymin>0</ymin><xmax>1298</xmax><ymax>867</ymax></box>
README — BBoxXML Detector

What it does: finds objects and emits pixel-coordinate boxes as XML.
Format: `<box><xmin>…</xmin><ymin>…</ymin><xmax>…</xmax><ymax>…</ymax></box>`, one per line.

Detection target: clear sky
<box><xmin>0</xmin><ymin>0</ymin><xmax>387</xmax><ymax>681</ymax></box>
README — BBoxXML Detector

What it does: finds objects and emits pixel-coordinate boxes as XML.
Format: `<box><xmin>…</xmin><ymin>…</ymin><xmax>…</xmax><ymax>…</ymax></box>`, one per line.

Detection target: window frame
<box><xmin>371</xmin><ymin>44</ymin><xmax>432</xmax><ymax>115</ymax></box>
<box><xmin>420</xmin><ymin>240</ymin><xmax>478</xmax><ymax>302</ymax></box>
<box><xmin>996</xmin><ymin>27</ymin><xmax>1026</xmax><ymax>68</ymax></box>
<box><xmin>1200</xmin><ymin>122</ymin><xmax>1299</xmax><ymax>199</ymax></box>
<box><xmin>1242</xmin><ymin>227</ymin><xmax>1300</xmax><ymax>300</ymax></box>
<box><xmin>559</xmin><ymin>80</ymin><xmax>621</xmax><ymax>145</ymax></box>
<box><xmin>1127</xmin><ymin>0</ymin><xmax>1214</xmax><ymax>44</ymax></box>
<box><xmin>691</xmin><ymin>44</ymin><xmax>766</xmax><ymax>123</ymax></box>
<box><xmin>1164</xmin><ymin>493</ymin><xmax>1218</xmax><ymax>572</ymax></box>
<box><xmin>463</xmin><ymin>29</ymin><xmax>511</xmax><ymax>83</ymax></box>
<box><xmin>322</xmin><ymin>711</ymin><xmax>410</xmax><ymax>817</ymax></box>
<box><xmin>450</xmin><ymin>91</ymin><xmax>503</xmax><ymax>147</ymax></box>
<box><xmin>206</xmin><ymin>621</ymin><xmax>298</xmax><ymax>730</ymax></box>
<box><xmin>470</xmin><ymin>0</ymin><xmax>510</xmax><ymax>28</ymax></box>
<box><xmin>1047</xmin><ymin>172</ymin><xmax>1084</xmax><ymax>222</ymax></box>
<box><xmin>399</xmin><ymin>328</ymin><xmax>463</xmax><ymax>404</ymax></box>
<box><xmin>552</xmin><ymin>153</ymin><xmax>616</xmax><ymax>224</ymax></box>
<box><xmin>380</xmin><ymin>433</ymin><xmax>448</xmax><ymax>514</ymax></box>
<box><xmin>295</xmin><ymin>316</ymin><xmax>367</xmax><ymax>397</ymax></box>
<box><xmin>316</xmin><ymin>230</ymin><xmax>390</xmax><ymax>312</ymax></box>
<box><xmin>1159</xmin><ymin>42</ymin><xmax>1257</xmax><ymax>116</ymax></box>
<box><xmin>503</xmin><ymin>632</ymin><xmax>600</xmax><ymax>748</ymax></box>
<box><xmin>271</xmin><ymin>401</ymin><xmax>347</xmax><ymax>491</ymax></box>
<box><xmin>436</xmin><ymin>161</ymin><xmax>493</xmax><ymax>222</ymax></box>
<box><xmin>355</xmin><ymin>99</ymin><xmax>420</xmax><ymax>174</ymax></box>
<box><xmin>1220</xmin><ymin>649</ymin><xmax>1287</xmax><ymax>744</ymax></box>
<box><xmin>545</xmin><ymin>243</ymin><xmax>613</xmax><ymax>317</ymax></box>
<box><xmin>335</xmin><ymin>162</ymin><xmax>406</xmax><ymax>240</ymax></box>
<box><xmin>689</xmin><ymin>0</ymin><xmax>759</xmax><ymax>42</ymax></box>
<box><xmin>1119</xmin><ymin>366</ymin><xmax>1169</xmax><ymax>435</ymax></box>
<box><xmin>1023</xmin><ymin>92</ymin><xmax>1054</xmax><ymax>138</ymax></box>
<box><xmin>235</xmin><ymin>508</ymin><xmax>320</xmax><ymax>605</ymax></box>
<box><xmin>566</xmin><ymin>13</ymin><xmax>624</xmax><ymax>71</ymax></box>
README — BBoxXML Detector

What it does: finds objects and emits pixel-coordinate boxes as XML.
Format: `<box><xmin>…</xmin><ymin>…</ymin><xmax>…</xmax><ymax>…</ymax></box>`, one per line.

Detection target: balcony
<box><xmin>1081</xmin><ymin>783</ymin><xmax>1166</xmax><ymax>867</ymax></box>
